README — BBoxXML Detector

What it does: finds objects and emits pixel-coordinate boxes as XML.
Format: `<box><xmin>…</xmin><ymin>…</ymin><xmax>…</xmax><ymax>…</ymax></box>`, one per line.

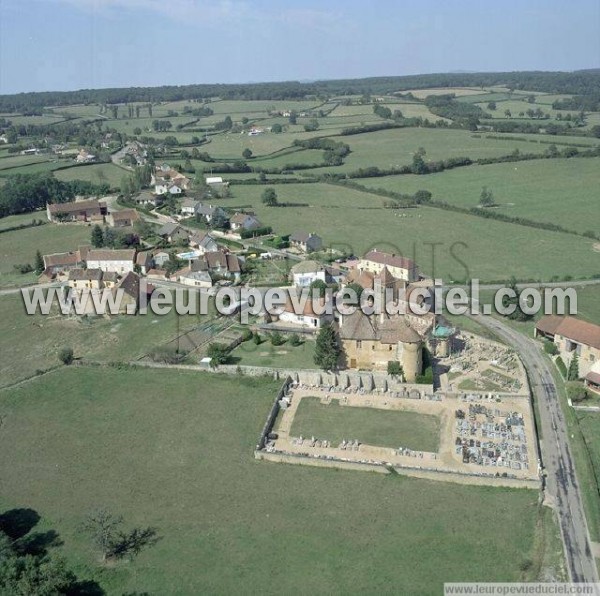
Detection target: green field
<box><xmin>53</xmin><ymin>162</ymin><xmax>128</xmax><ymax>188</ymax></box>
<box><xmin>224</xmin><ymin>182</ymin><xmax>598</xmax><ymax>281</ymax></box>
<box><xmin>0</xmin><ymin>366</ymin><xmax>550</xmax><ymax>593</ymax></box>
<box><xmin>308</xmin><ymin>128</ymin><xmax>562</xmax><ymax>175</ymax></box>
<box><xmin>0</xmin><ymin>219</ymin><xmax>91</xmax><ymax>287</ymax></box>
<box><xmin>356</xmin><ymin>157</ymin><xmax>600</xmax><ymax>232</ymax></box>
<box><xmin>0</xmin><ymin>292</ymin><xmax>215</xmax><ymax>388</ymax></box>
<box><xmin>289</xmin><ymin>396</ymin><xmax>440</xmax><ymax>451</ymax></box>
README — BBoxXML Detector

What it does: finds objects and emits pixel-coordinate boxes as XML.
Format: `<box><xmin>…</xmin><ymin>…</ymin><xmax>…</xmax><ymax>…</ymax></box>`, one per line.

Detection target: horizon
<box><xmin>1</xmin><ymin>66</ymin><xmax>599</xmax><ymax>97</ymax></box>
<box><xmin>1</xmin><ymin>0</ymin><xmax>599</xmax><ymax>95</ymax></box>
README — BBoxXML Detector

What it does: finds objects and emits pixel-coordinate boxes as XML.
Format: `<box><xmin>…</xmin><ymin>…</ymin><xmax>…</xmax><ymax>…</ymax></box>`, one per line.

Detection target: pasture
<box><xmin>225</xmin><ymin>182</ymin><xmax>598</xmax><ymax>281</ymax></box>
<box><xmin>0</xmin><ymin>219</ymin><xmax>91</xmax><ymax>287</ymax></box>
<box><xmin>309</xmin><ymin>128</ymin><xmax>559</xmax><ymax>174</ymax></box>
<box><xmin>0</xmin><ymin>291</ymin><xmax>216</xmax><ymax>388</ymax></box>
<box><xmin>290</xmin><ymin>396</ymin><xmax>440</xmax><ymax>451</ymax></box>
<box><xmin>53</xmin><ymin>162</ymin><xmax>129</xmax><ymax>188</ymax></box>
<box><xmin>356</xmin><ymin>157</ymin><xmax>600</xmax><ymax>233</ymax></box>
<box><xmin>0</xmin><ymin>366</ymin><xmax>550</xmax><ymax>593</ymax></box>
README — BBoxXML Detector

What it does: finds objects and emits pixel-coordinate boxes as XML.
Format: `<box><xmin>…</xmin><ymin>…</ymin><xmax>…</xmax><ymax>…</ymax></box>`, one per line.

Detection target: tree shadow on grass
<box><xmin>0</xmin><ymin>507</ymin><xmax>40</xmax><ymax>540</ymax></box>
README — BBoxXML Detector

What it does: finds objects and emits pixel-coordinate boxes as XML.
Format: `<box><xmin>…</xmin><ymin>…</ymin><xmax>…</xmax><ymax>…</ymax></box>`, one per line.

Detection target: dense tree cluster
<box><xmin>0</xmin><ymin>172</ymin><xmax>109</xmax><ymax>217</ymax></box>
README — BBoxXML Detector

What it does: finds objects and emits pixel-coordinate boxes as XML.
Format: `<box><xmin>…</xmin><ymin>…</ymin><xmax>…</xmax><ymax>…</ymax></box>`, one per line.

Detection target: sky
<box><xmin>0</xmin><ymin>0</ymin><xmax>598</xmax><ymax>94</ymax></box>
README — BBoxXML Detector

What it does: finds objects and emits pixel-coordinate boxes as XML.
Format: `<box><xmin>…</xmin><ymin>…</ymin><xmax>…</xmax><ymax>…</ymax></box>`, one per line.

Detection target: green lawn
<box><xmin>356</xmin><ymin>158</ymin><xmax>600</xmax><ymax>233</ymax></box>
<box><xmin>0</xmin><ymin>366</ymin><xmax>546</xmax><ymax>594</ymax></box>
<box><xmin>230</xmin><ymin>337</ymin><xmax>317</xmax><ymax>368</ymax></box>
<box><xmin>289</xmin><ymin>396</ymin><xmax>441</xmax><ymax>451</ymax></box>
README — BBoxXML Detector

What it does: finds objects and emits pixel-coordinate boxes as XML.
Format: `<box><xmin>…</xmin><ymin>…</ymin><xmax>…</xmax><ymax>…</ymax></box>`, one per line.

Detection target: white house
<box><xmin>189</xmin><ymin>231</ymin><xmax>218</xmax><ymax>255</ymax></box>
<box><xmin>278</xmin><ymin>294</ymin><xmax>334</xmax><ymax>329</ymax></box>
<box><xmin>86</xmin><ymin>249</ymin><xmax>136</xmax><ymax>274</ymax></box>
<box><xmin>230</xmin><ymin>213</ymin><xmax>262</xmax><ymax>233</ymax></box>
<box><xmin>290</xmin><ymin>260</ymin><xmax>327</xmax><ymax>287</ymax></box>
<box><xmin>178</xmin><ymin>269</ymin><xmax>213</xmax><ymax>288</ymax></box>
<box><xmin>180</xmin><ymin>198</ymin><xmax>200</xmax><ymax>216</ymax></box>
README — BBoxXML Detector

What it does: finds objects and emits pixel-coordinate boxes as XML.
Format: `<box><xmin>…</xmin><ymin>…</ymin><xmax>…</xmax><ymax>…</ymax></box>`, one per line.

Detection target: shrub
<box><xmin>270</xmin><ymin>331</ymin><xmax>286</xmax><ymax>346</ymax></box>
<box><xmin>387</xmin><ymin>361</ymin><xmax>403</xmax><ymax>377</ymax></box>
<box><xmin>253</xmin><ymin>333</ymin><xmax>262</xmax><ymax>345</ymax></box>
<box><xmin>289</xmin><ymin>333</ymin><xmax>302</xmax><ymax>347</ymax></box>
<box><xmin>556</xmin><ymin>356</ymin><xmax>567</xmax><ymax>378</ymax></box>
<box><xmin>240</xmin><ymin>328</ymin><xmax>253</xmax><ymax>342</ymax></box>
<box><xmin>207</xmin><ymin>343</ymin><xmax>231</xmax><ymax>366</ymax></box>
<box><xmin>566</xmin><ymin>382</ymin><xmax>589</xmax><ymax>403</ymax></box>
<box><xmin>58</xmin><ymin>346</ymin><xmax>74</xmax><ymax>365</ymax></box>
<box><xmin>543</xmin><ymin>340</ymin><xmax>558</xmax><ymax>355</ymax></box>
<box><xmin>149</xmin><ymin>346</ymin><xmax>187</xmax><ymax>364</ymax></box>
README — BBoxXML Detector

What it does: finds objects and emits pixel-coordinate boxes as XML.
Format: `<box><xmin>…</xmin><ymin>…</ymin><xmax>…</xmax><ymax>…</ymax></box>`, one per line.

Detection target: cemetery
<box><xmin>257</xmin><ymin>379</ymin><xmax>540</xmax><ymax>488</ymax></box>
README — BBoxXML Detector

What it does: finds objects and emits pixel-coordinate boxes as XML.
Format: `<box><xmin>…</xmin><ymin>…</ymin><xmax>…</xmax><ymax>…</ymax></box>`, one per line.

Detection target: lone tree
<box><xmin>58</xmin><ymin>347</ymin><xmax>74</xmax><ymax>365</ymax></box>
<box><xmin>34</xmin><ymin>250</ymin><xmax>44</xmax><ymax>274</ymax></box>
<box><xmin>261</xmin><ymin>187</ymin><xmax>278</xmax><ymax>207</ymax></box>
<box><xmin>568</xmin><ymin>354</ymin><xmax>580</xmax><ymax>381</ymax></box>
<box><xmin>314</xmin><ymin>323</ymin><xmax>340</xmax><ymax>371</ymax></box>
<box><xmin>81</xmin><ymin>509</ymin><xmax>123</xmax><ymax>563</ymax></box>
<box><xmin>91</xmin><ymin>224</ymin><xmax>104</xmax><ymax>248</ymax></box>
<box><xmin>479</xmin><ymin>186</ymin><xmax>495</xmax><ymax>207</ymax></box>
<box><xmin>242</xmin><ymin>148</ymin><xmax>253</xmax><ymax>159</ymax></box>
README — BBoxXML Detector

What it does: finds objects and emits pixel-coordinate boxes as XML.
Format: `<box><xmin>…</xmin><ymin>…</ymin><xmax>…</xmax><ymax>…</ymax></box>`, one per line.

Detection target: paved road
<box><xmin>470</xmin><ymin>311</ymin><xmax>598</xmax><ymax>583</ymax></box>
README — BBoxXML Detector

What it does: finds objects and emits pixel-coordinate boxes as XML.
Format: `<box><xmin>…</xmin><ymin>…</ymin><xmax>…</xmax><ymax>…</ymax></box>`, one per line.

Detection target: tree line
<box><xmin>0</xmin><ymin>70</ymin><xmax>597</xmax><ymax>113</ymax></box>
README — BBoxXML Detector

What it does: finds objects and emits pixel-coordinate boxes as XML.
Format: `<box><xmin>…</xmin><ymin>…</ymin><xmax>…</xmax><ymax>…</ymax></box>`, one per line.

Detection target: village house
<box><xmin>113</xmin><ymin>271</ymin><xmax>144</xmax><ymax>314</ymax></box>
<box><xmin>152</xmin><ymin>251</ymin><xmax>171</xmax><ymax>268</ymax></box>
<box><xmin>358</xmin><ymin>249</ymin><xmax>419</xmax><ymax>282</ymax></box>
<box><xmin>157</xmin><ymin>223</ymin><xmax>188</xmax><ymax>244</ymax></box>
<box><xmin>195</xmin><ymin>203</ymin><xmax>228</xmax><ymax>225</ymax></box>
<box><xmin>75</xmin><ymin>149</ymin><xmax>96</xmax><ymax>163</ymax></box>
<box><xmin>278</xmin><ymin>294</ymin><xmax>334</xmax><ymax>329</ymax></box>
<box><xmin>177</xmin><ymin>268</ymin><xmax>213</xmax><ymax>288</ymax></box>
<box><xmin>133</xmin><ymin>191</ymin><xmax>162</xmax><ymax>207</ymax></box>
<box><xmin>46</xmin><ymin>199</ymin><xmax>107</xmax><ymax>223</ymax></box>
<box><xmin>180</xmin><ymin>198</ymin><xmax>200</xmax><ymax>217</ymax></box>
<box><xmin>102</xmin><ymin>271</ymin><xmax>118</xmax><ymax>288</ymax></box>
<box><xmin>86</xmin><ymin>249</ymin><xmax>136</xmax><ymax>274</ymax></box>
<box><xmin>152</xmin><ymin>166</ymin><xmax>190</xmax><ymax>195</ymax></box>
<box><xmin>42</xmin><ymin>250</ymin><xmax>84</xmax><ymax>276</ymax></box>
<box><xmin>290</xmin><ymin>260</ymin><xmax>327</xmax><ymax>287</ymax></box>
<box><xmin>289</xmin><ymin>231</ymin><xmax>323</xmax><ymax>253</ymax></box>
<box><xmin>107</xmin><ymin>208</ymin><xmax>140</xmax><ymax>228</ymax></box>
<box><xmin>185</xmin><ymin>250</ymin><xmax>242</xmax><ymax>283</ymax></box>
<box><xmin>67</xmin><ymin>268</ymin><xmax>104</xmax><ymax>290</ymax></box>
<box><xmin>189</xmin><ymin>231</ymin><xmax>218</xmax><ymax>255</ymax></box>
<box><xmin>535</xmin><ymin>315</ymin><xmax>600</xmax><ymax>379</ymax></box>
<box><xmin>230</xmin><ymin>213</ymin><xmax>262</xmax><ymax>233</ymax></box>
<box><xmin>136</xmin><ymin>251</ymin><xmax>154</xmax><ymax>275</ymax></box>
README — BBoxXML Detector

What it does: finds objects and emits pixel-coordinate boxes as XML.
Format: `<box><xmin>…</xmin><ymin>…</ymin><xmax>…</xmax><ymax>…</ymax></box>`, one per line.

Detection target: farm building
<box><xmin>535</xmin><ymin>315</ymin><xmax>600</xmax><ymax>378</ymax></box>
<box><xmin>46</xmin><ymin>199</ymin><xmax>107</xmax><ymax>223</ymax></box>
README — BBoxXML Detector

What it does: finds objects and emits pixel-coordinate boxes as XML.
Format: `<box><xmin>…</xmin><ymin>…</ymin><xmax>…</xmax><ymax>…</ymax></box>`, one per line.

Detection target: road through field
<box><xmin>470</xmin><ymin>310</ymin><xmax>598</xmax><ymax>584</ymax></box>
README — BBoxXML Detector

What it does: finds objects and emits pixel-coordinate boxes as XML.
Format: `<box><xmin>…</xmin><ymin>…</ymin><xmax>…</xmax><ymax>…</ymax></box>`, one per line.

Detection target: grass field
<box><xmin>290</xmin><ymin>396</ymin><xmax>441</xmax><ymax>451</ymax></box>
<box><xmin>356</xmin><ymin>157</ymin><xmax>600</xmax><ymax>233</ymax></box>
<box><xmin>0</xmin><ymin>366</ymin><xmax>552</xmax><ymax>593</ymax></box>
<box><xmin>0</xmin><ymin>220</ymin><xmax>91</xmax><ymax>287</ymax></box>
<box><xmin>309</xmin><ymin>128</ymin><xmax>558</xmax><ymax>175</ymax></box>
<box><xmin>0</xmin><ymin>292</ymin><xmax>215</xmax><ymax>388</ymax></box>
<box><xmin>225</xmin><ymin>182</ymin><xmax>598</xmax><ymax>281</ymax></box>
<box><xmin>54</xmin><ymin>162</ymin><xmax>129</xmax><ymax>188</ymax></box>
